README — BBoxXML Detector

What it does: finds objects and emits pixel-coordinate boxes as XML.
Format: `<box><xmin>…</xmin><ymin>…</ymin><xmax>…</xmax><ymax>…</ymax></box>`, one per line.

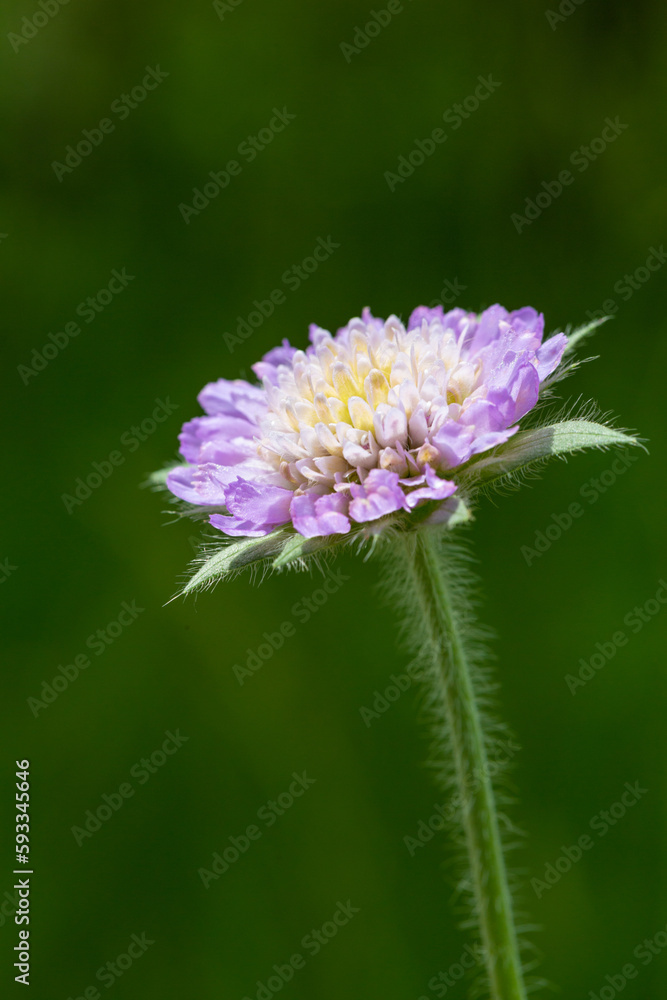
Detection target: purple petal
<box><xmin>469</xmin><ymin>426</ymin><xmax>519</xmax><ymax>456</ymax></box>
<box><xmin>459</xmin><ymin>398</ymin><xmax>507</xmax><ymax>434</ymax></box>
<box><xmin>535</xmin><ymin>332</ymin><xmax>568</xmax><ymax>379</ymax></box>
<box><xmin>210</xmin><ymin>458</ymin><xmax>289</xmax><ymax>488</ymax></box>
<box><xmin>196</xmin><ymin>439</ymin><xmax>259</xmax><ymax>468</ymax></box>
<box><xmin>252</xmin><ymin>339</ymin><xmax>298</xmax><ymax>384</ymax></box>
<box><xmin>225</xmin><ymin>479</ymin><xmax>293</xmax><ymax>528</ymax></box>
<box><xmin>179</xmin><ymin>415</ymin><xmax>258</xmax><ymax>464</ymax></box>
<box><xmin>507</xmin><ymin>307</ymin><xmax>544</xmax><ymax>340</ymax></box>
<box><xmin>406</xmin><ymin>466</ymin><xmax>457</xmax><ymax>508</ymax></box>
<box><xmin>197</xmin><ymin>378</ymin><xmax>267</xmax><ymax>421</ymax></box>
<box><xmin>290</xmin><ymin>493</ymin><xmax>351</xmax><ymax>538</ymax></box>
<box><xmin>348</xmin><ymin>469</ymin><xmax>409</xmax><ymax>523</ymax></box>
<box><xmin>484</xmin><ymin>358</ymin><xmax>540</xmax><ymax>424</ymax></box>
<box><xmin>166</xmin><ymin>465</ymin><xmax>201</xmax><ymax>505</ymax></box>
<box><xmin>429</xmin><ymin>422</ymin><xmax>476</xmax><ymax>469</ymax></box>
<box><xmin>166</xmin><ymin>464</ymin><xmax>229</xmax><ymax>506</ymax></box>
<box><xmin>361</xmin><ymin>307</ymin><xmax>383</xmax><ymax>326</ymax></box>
<box><xmin>465</xmin><ymin>305</ymin><xmax>509</xmax><ymax>355</ymax></box>
<box><xmin>307</xmin><ymin>323</ymin><xmax>332</xmax><ymax>348</ymax></box>
<box><xmin>407</xmin><ymin>305</ymin><xmax>444</xmax><ymax>331</ymax></box>
<box><xmin>441</xmin><ymin>307</ymin><xmax>472</xmax><ymax>333</ymax></box>
<box><xmin>209</xmin><ymin>514</ymin><xmax>275</xmax><ymax>537</ymax></box>
<box><xmin>509</xmin><ymin>363</ymin><xmax>540</xmax><ymax>420</ymax></box>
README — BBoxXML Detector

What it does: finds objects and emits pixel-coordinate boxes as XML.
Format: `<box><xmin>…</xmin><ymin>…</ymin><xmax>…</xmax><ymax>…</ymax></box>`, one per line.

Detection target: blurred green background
<box><xmin>2</xmin><ymin>0</ymin><xmax>666</xmax><ymax>997</ymax></box>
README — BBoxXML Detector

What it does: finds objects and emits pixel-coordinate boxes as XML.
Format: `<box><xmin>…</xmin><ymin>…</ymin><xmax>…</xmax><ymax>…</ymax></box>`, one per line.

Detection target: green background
<box><xmin>2</xmin><ymin>0</ymin><xmax>666</xmax><ymax>997</ymax></box>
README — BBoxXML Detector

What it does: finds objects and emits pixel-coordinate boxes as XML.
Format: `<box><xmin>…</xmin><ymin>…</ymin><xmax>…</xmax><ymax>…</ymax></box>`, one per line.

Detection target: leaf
<box><xmin>410</xmin><ymin>495</ymin><xmax>473</xmax><ymax>530</ymax></box>
<box><xmin>458</xmin><ymin>420</ymin><xmax>640</xmax><ymax>491</ymax></box>
<box><xmin>177</xmin><ymin>531</ymin><xmax>290</xmax><ymax>598</ymax></box>
<box><xmin>272</xmin><ymin>533</ymin><xmax>341</xmax><ymax>569</ymax></box>
<box><xmin>435</xmin><ymin>495</ymin><xmax>474</xmax><ymax>529</ymax></box>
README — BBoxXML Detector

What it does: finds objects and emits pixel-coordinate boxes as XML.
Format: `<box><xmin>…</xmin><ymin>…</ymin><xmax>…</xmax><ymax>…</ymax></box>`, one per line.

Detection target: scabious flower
<box><xmin>166</xmin><ymin>304</ymin><xmax>568</xmax><ymax>540</ymax></box>
<box><xmin>157</xmin><ymin>302</ymin><xmax>639</xmax><ymax>999</ymax></box>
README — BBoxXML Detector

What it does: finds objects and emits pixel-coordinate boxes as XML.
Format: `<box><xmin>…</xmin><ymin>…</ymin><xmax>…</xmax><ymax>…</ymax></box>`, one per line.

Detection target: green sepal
<box><xmin>435</xmin><ymin>495</ymin><xmax>474</xmax><ymax>529</ymax></box>
<box><xmin>175</xmin><ymin>531</ymin><xmax>291</xmax><ymax>598</ymax></box>
<box><xmin>458</xmin><ymin>419</ymin><xmax>640</xmax><ymax>493</ymax></box>
<box><xmin>404</xmin><ymin>494</ymin><xmax>474</xmax><ymax>531</ymax></box>
<box><xmin>272</xmin><ymin>532</ymin><xmax>347</xmax><ymax>570</ymax></box>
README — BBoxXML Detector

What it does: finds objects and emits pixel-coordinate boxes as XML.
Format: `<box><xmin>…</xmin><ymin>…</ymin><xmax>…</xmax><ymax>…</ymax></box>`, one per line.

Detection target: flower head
<box><xmin>166</xmin><ymin>304</ymin><xmax>568</xmax><ymax>539</ymax></box>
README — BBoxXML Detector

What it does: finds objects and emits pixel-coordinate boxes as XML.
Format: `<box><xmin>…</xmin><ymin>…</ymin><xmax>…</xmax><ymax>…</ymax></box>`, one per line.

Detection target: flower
<box><xmin>166</xmin><ymin>304</ymin><xmax>568</xmax><ymax>540</ymax></box>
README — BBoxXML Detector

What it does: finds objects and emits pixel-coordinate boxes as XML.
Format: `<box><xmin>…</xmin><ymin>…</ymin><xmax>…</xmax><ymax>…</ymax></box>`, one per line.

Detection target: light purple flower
<box><xmin>349</xmin><ymin>469</ymin><xmax>411</xmax><ymax>523</ymax></box>
<box><xmin>290</xmin><ymin>492</ymin><xmax>351</xmax><ymax>538</ymax></box>
<box><xmin>166</xmin><ymin>304</ymin><xmax>567</xmax><ymax>538</ymax></box>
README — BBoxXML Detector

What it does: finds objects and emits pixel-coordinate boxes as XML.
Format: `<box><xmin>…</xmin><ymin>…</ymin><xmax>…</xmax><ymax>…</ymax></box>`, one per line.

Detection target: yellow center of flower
<box><xmin>256</xmin><ymin>314</ymin><xmax>484</xmax><ymax>491</ymax></box>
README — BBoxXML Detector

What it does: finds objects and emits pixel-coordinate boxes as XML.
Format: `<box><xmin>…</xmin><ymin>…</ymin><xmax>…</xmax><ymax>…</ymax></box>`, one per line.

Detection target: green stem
<box><xmin>402</xmin><ymin>530</ymin><xmax>527</xmax><ymax>1000</ymax></box>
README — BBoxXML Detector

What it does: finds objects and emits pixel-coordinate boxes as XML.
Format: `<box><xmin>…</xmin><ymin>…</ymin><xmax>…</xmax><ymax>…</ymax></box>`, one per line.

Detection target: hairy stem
<box><xmin>399</xmin><ymin>529</ymin><xmax>527</xmax><ymax>1000</ymax></box>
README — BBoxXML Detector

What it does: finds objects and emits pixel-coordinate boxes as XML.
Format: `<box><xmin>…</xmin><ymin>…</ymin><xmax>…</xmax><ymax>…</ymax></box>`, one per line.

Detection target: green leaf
<box><xmin>458</xmin><ymin>419</ymin><xmax>640</xmax><ymax>491</ymax></box>
<box><xmin>272</xmin><ymin>532</ymin><xmax>347</xmax><ymax>569</ymax></box>
<box><xmin>437</xmin><ymin>495</ymin><xmax>474</xmax><ymax>529</ymax></box>
<box><xmin>177</xmin><ymin>531</ymin><xmax>289</xmax><ymax>598</ymax></box>
<box><xmin>407</xmin><ymin>494</ymin><xmax>473</xmax><ymax>531</ymax></box>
